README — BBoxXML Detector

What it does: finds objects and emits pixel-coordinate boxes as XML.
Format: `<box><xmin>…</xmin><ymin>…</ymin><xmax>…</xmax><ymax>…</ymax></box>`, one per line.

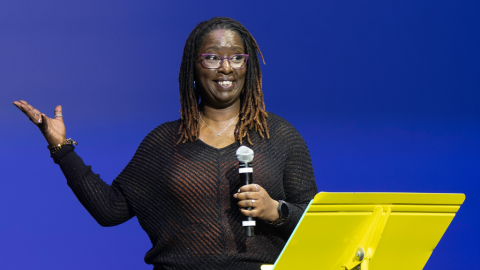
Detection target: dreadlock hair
<box><xmin>177</xmin><ymin>17</ymin><xmax>269</xmax><ymax>145</ymax></box>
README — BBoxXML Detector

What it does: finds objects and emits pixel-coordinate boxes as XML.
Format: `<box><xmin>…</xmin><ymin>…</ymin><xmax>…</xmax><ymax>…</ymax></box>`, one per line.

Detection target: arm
<box><xmin>272</xmin><ymin>127</ymin><xmax>318</xmax><ymax>237</ymax></box>
<box><xmin>52</xmin><ymin>146</ymin><xmax>134</xmax><ymax>227</ymax></box>
<box><xmin>13</xmin><ymin>100</ymin><xmax>134</xmax><ymax>227</ymax></box>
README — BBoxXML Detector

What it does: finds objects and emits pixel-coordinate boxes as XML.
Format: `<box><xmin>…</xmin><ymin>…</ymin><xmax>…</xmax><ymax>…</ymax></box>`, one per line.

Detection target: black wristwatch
<box><xmin>270</xmin><ymin>200</ymin><xmax>289</xmax><ymax>225</ymax></box>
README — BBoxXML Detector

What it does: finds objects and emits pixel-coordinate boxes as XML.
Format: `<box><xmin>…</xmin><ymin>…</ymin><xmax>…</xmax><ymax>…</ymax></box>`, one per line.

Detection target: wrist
<box><xmin>268</xmin><ymin>200</ymin><xmax>290</xmax><ymax>226</ymax></box>
<box><xmin>48</xmin><ymin>138</ymin><xmax>66</xmax><ymax>146</ymax></box>
<box><xmin>266</xmin><ymin>200</ymin><xmax>280</xmax><ymax>222</ymax></box>
<box><xmin>47</xmin><ymin>138</ymin><xmax>77</xmax><ymax>153</ymax></box>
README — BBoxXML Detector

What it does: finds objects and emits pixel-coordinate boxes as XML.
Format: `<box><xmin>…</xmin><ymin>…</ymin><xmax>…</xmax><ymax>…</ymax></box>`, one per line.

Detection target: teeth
<box><xmin>217</xmin><ymin>81</ymin><xmax>233</xmax><ymax>86</ymax></box>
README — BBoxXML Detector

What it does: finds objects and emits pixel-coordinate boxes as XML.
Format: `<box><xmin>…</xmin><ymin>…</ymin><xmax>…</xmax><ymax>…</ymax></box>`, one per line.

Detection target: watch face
<box><xmin>280</xmin><ymin>202</ymin><xmax>289</xmax><ymax>218</ymax></box>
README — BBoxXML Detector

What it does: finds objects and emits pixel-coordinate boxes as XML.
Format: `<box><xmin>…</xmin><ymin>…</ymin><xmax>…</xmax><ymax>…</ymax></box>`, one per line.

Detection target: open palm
<box><xmin>13</xmin><ymin>100</ymin><xmax>66</xmax><ymax>146</ymax></box>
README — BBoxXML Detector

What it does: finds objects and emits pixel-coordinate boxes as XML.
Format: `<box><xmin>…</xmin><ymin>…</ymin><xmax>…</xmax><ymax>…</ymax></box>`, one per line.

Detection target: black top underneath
<box><xmin>52</xmin><ymin>112</ymin><xmax>317</xmax><ymax>270</ymax></box>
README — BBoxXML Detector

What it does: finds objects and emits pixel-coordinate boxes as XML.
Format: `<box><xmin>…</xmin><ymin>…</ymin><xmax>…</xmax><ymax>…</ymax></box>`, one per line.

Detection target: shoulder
<box><xmin>266</xmin><ymin>112</ymin><xmax>294</xmax><ymax>127</ymax></box>
<box><xmin>265</xmin><ymin>111</ymin><xmax>302</xmax><ymax>139</ymax></box>
<box><xmin>150</xmin><ymin>119</ymin><xmax>181</xmax><ymax>136</ymax></box>
<box><xmin>138</xmin><ymin>119</ymin><xmax>181</xmax><ymax>149</ymax></box>
<box><xmin>262</xmin><ymin>111</ymin><xmax>311</xmax><ymax>154</ymax></box>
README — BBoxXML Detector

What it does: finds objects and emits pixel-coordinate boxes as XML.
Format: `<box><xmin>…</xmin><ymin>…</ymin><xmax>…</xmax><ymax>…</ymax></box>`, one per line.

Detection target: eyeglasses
<box><xmin>199</xmin><ymin>54</ymin><xmax>249</xmax><ymax>70</ymax></box>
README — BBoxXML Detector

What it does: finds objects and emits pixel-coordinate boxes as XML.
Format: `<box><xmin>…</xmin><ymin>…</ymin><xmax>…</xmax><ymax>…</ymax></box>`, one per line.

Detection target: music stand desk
<box><xmin>262</xmin><ymin>192</ymin><xmax>465</xmax><ymax>270</ymax></box>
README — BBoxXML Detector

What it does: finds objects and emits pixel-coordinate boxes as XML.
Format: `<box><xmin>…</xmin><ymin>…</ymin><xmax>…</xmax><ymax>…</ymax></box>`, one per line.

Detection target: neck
<box><xmin>200</xmin><ymin>100</ymin><xmax>240</xmax><ymax>122</ymax></box>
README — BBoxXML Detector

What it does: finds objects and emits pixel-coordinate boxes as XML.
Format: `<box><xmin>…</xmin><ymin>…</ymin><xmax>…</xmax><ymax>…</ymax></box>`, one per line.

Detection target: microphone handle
<box><xmin>239</xmin><ymin>162</ymin><xmax>255</xmax><ymax>237</ymax></box>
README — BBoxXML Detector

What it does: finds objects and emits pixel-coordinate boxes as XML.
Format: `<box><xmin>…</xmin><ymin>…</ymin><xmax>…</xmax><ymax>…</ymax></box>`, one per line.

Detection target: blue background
<box><xmin>1</xmin><ymin>0</ymin><xmax>478</xmax><ymax>269</ymax></box>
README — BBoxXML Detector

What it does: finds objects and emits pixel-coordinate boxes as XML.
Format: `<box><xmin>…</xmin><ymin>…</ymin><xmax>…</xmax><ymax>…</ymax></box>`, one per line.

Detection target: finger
<box><xmin>18</xmin><ymin>100</ymin><xmax>30</xmax><ymax>107</ymax></box>
<box><xmin>239</xmin><ymin>199</ymin><xmax>256</xmax><ymax>208</ymax></box>
<box><xmin>19</xmin><ymin>100</ymin><xmax>36</xmax><ymax>112</ymax></box>
<box><xmin>16</xmin><ymin>100</ymin><xmax>41</xmax><ymax>122</ymax></box>
<box><xmin>53</xmin><ymin>105</ymin><xmax>63</xmax><ymax>122</ymax></box>
<box><xmin>38</xmin><ymin>113</ymin><xmax>50</xmax><ymax>131</ymax></box>
<box><xmin>34</xmin><ymin>113</ymin><xmax>44</xmax><ymax>126</ymax></box>
<box><xmin>239</xmin><ymin>208</ymin><xmax>259</xmax><ymax>218</ymax></box>
<box><xmin>238</xmin><ymin>184</ymin><xmax>262</xmax><ymax>193</ymax></box>
<box><xmin>13</xmin><ymin>100</ymin><xmax>30</xmax><ymax>113</ymax></box>
<box><xmin>32</xmin><ymin>111</ymin><xmax>42</xmax><ymax>124</ymax></box>
<box><xmin>236</xmin><ymin>192</ymin><xmax>260</xmax><ymax>201</ymax></box>
<box><xmin>24</xmin><ymin>102</ymin><xmax>42</xmax><ymax>119</ymax></box>
<box><xmin>13</xmin><ymin>101</ymin><xmax>28</xmax><ymax>114</ymax></box>
<box><xmin>32</xmin><ymin>108</ymin><xmax>42</xmax><ymax>118</ymax></box>
<box><xmin>13</xmin><ymin>101</ymin><xmax>23</xmax><ymax>110</ymax></box>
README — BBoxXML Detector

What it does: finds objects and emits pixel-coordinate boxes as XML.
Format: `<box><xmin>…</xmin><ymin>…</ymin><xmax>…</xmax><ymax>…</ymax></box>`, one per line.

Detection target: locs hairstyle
<box><xmin>177</xmin><ymin>17</ymin><xmax>268</xmax><ymax>145</ymax></box>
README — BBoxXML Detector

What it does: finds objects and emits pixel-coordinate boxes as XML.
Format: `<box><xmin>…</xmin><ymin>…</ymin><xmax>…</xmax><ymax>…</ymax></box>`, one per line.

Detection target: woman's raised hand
<box><xmin>13</xmin><ymin>100</ymin><xmax>66</xmax><ymax>146</ymax></box>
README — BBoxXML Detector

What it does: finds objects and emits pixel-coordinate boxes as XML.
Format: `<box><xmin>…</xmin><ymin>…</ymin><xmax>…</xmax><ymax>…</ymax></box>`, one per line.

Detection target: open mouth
<box><xmin>215</xmin><ymin>81</ymin><xmax>234</xmax><ymax>87</ymax></box>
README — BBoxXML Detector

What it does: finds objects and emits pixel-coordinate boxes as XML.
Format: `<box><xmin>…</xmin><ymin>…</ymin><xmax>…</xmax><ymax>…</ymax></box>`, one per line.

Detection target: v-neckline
<box><xmin>196</xmin><ymin>138</ymin><xmax>240</xmax><ymax>152</ymax></box>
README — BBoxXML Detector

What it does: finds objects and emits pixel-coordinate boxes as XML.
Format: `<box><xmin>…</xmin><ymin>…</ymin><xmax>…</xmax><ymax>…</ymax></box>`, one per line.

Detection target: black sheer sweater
<box><xmin>52</xmin><ymin>112</ymin><xmax>318</xmax><ymax>270</ymax></box>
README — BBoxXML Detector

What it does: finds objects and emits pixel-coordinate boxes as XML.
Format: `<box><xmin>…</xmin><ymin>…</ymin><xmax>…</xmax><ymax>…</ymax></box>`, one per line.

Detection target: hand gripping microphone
<box><xmin>236</xmin><ymin>146</ymin><xmax>255</xmax><ymax>237</ymax></box>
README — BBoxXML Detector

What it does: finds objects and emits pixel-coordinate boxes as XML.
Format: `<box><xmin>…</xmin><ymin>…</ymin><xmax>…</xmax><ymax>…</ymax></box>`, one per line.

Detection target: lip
<box><xmin>213</xmin><ymin>79</ymin><xmax>235</xmax><ymax>89</ymax></box>
<box><xmin>214</xmin><ymin>76</ymin><xmax>235</xmax><ymax>81</ymax></box>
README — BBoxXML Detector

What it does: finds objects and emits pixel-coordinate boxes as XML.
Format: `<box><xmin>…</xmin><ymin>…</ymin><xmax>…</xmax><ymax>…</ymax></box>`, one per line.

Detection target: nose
<box><xmin>218</xmin><ymin>58</ymin><xmax>233</xmax><ymax>74</ymax></box>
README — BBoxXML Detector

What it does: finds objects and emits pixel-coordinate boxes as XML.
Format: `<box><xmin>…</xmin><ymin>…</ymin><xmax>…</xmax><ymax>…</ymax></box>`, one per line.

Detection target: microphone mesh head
<box><xmin>236</xmin><ymin>146</ymin><xmax>254</xmax><ymax>163</ymax></box>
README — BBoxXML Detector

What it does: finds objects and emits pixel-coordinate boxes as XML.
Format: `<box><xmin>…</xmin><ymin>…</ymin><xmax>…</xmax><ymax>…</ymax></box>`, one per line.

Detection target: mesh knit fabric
<box><xmin>52</xmin><ymin>112</ymin><xmax>318</xmax><ymax>270</ymax></box>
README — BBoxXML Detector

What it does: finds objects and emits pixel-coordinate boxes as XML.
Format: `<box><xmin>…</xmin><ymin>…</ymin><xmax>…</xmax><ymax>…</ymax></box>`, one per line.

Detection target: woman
<box><xmin>13</xmin><ymin>17</ymin><xmax>317</xmax><ymax>270</ymax></box>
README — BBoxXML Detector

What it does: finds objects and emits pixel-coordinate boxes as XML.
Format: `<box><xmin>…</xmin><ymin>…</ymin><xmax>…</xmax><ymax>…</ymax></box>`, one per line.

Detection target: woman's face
<box><xmin>195</xmin><ymin>29</ymin><xmax>247</xmax><ymax>109</ymax></box>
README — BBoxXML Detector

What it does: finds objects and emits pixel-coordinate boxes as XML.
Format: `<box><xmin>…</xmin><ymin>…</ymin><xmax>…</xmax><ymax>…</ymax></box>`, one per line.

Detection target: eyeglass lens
<box><xmin>202</xmin><ymin>54</ymin><xmax>248</xmax><ymax>69</ymax></box>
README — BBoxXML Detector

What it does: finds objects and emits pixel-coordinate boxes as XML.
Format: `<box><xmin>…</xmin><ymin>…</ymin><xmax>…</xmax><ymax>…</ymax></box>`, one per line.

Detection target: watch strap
<box><xmin>269</xmin><ymin>200</ymin><xmax>288</xmax><ymax>226</ymax></box>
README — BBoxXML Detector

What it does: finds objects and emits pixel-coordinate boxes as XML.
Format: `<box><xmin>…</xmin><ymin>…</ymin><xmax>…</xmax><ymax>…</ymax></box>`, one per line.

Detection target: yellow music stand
<box><xmin>262</xmin><ymin>192</ymin><xmax>465</xmax><ymax>270</ymax></box>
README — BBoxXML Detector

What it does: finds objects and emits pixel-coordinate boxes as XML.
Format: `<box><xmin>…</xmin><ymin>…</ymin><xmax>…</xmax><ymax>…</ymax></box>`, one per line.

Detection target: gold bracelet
<box><xmin>47</xmin><ymin>138</ymin><xmax>78</xmax><ymax>153</ymax></box>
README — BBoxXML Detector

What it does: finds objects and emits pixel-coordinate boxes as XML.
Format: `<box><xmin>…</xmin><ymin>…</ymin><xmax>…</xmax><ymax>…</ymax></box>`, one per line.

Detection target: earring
<box><xmin>193</xmin><ymin>81</ymin><xmax>196</xmax><ymax>88</ymax></box>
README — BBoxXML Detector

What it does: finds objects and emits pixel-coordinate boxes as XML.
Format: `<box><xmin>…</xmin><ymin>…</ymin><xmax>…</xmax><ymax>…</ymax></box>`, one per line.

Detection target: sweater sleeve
<box><xmin>51</xmin><ymin>145</ymin><xmax>134</xmax><ymax>227</ymax></box>
<box><xmin>271</xmin><ymin>120</ymin><xmax>318</xmax><ymax>237</ymax></box>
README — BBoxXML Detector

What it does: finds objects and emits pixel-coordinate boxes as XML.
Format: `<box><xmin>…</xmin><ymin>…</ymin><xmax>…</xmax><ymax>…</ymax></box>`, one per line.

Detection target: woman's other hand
<box><xmin>234</xmin><ymin>184</ymin><xmax>280</xmax><ymax>222</ymax></box>
<box><xmin>13</xmin><ymin>100</ymin><xmax>66</xmax><ymax>146</ymax></box>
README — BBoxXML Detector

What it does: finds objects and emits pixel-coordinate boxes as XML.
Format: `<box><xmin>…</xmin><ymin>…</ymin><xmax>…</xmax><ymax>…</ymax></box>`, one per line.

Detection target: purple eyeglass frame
<box><xmin>199</xmin><ymin>53</ymin><xmax>249</xmax><ymax>70</ymax></box>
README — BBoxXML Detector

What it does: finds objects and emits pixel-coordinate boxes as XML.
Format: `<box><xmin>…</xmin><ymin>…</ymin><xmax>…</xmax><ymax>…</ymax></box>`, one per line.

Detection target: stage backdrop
<box><xmin>1</xmin><ymin>0</ymin><xmax>478</xmax><ymax>269</ymax></box>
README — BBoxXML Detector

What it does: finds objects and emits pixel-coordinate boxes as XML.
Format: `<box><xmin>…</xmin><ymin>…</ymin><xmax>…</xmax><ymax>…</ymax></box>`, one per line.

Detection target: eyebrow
<box><xmin>204</xmin><ymin>45</ymin><xmax>244</xmax><ymax>51</ymax></box>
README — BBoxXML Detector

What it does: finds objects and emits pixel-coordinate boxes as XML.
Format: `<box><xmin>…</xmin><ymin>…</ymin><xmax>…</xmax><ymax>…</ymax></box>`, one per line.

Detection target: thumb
<box><xmin>54</xmin><ymin>105</ymin><xmax>63</xmax><ymax>122</ymax></box>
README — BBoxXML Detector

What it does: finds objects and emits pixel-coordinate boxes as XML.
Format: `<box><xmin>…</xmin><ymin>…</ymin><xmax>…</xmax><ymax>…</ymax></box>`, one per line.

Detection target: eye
<box><xmin>204</xmin><ymin>54</ymin><xmax>220</xmax><ymax>61</ymax></box>
<box><xmin>231</xmin><ymin>55</ymin><xmax>245</xmax><ymax>61</ymax></box>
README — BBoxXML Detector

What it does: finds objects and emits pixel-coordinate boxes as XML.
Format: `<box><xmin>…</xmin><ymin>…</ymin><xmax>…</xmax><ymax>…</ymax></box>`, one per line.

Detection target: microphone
<box><xmin>236</xmin><ymin>146</ymin><xmax>255</xmax><ymax>237</ymax></box>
